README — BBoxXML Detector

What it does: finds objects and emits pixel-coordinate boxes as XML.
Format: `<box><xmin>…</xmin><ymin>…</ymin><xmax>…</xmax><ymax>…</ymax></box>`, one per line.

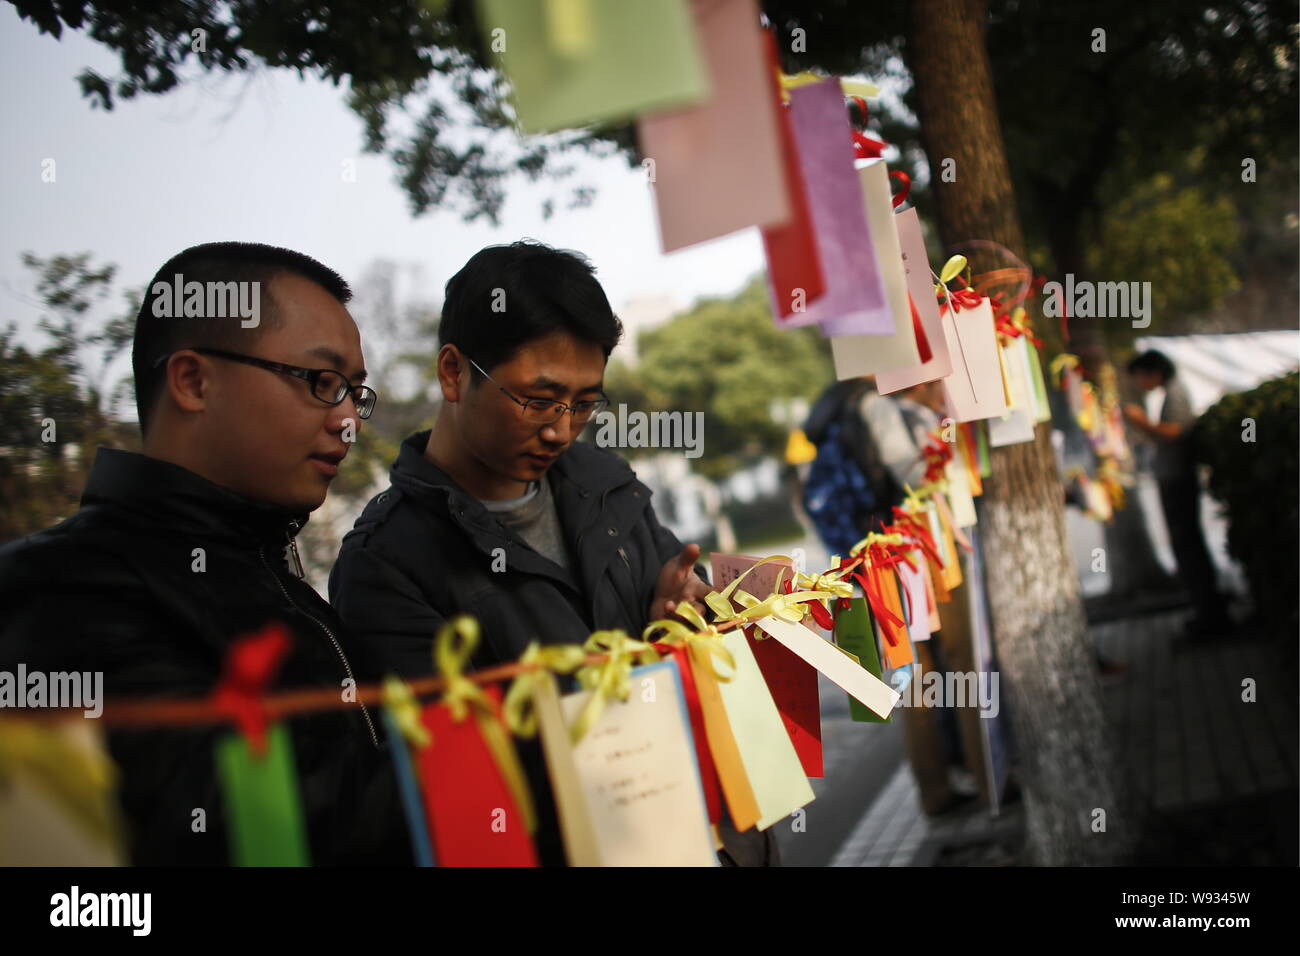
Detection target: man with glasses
<box><xmin>0</xmin><ymin>241</ymin><xmax>408</xmax><ymax>864</ymax></box>
<box><xmin>330</xmin><ymin>240</ymin><xmax>776</xmax><ymax>866</ymax></box>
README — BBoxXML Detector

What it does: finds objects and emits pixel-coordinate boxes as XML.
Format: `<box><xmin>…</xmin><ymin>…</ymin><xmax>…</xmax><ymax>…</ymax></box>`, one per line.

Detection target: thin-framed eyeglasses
<box><xmin>467</xmin><ymin>357</ymin><xmax>608</xmax><ymax>425</ymax></box>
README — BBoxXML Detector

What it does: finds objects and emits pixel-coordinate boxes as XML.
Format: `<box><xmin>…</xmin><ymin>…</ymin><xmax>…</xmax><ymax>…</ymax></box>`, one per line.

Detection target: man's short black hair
<box><xmin>1127</xmin><ymin>349</ymin><xmax>1176</xmax><ymax>383</ymax></box>
<box><xmin>438</xmin><ymin>240</ymin><xmax>623</xmax><ymax>377</ymax></box>
<box><xmin>132</xmin><ymin>241</ymin><xmax>351</xmax><ymax>434</ymax></box>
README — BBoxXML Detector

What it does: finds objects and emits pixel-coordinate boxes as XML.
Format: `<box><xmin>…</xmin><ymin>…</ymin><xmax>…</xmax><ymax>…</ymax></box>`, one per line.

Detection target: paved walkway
<box><xmin>831</xmin><ymin>605</ymin><xmax>1298</xmax><ymax>866</ymax></box>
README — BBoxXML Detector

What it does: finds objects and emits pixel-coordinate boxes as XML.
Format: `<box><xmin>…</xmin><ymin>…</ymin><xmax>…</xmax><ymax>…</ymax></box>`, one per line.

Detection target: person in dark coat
<box><xmin>0</xmin><ymin>241</ymin><xmax>409</xmax><ymax>865</ymax></box>
<box><xmin>1124</xmin><ymin>349</ymin><xmax>1233</xmax><ymax>640</ymax></box>
<box><xmin>330</xmin><ymin>240</ymin><xmax>780</xmax><ymax>867</ymax></box>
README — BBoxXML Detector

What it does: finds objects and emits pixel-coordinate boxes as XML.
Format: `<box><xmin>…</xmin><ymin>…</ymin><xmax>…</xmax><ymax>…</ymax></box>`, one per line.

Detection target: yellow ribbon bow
<box><xmin>501</xmin><ymin>642</ymin><xmax>589</xmax><ymax>739</ymax></box>
<box><xmin>569</xmin><ymin>630</ymin><xmax>660</xmax><ymax>745</ymax></box>
<box><xmin>381</xmin><ymin>675</ymin><xmax>431</xmax><ymax>749</ymax></box>
<box><xmin>432</xmin><ymin>616</ymin><xmax>537</xmax><ymax>832</ymax></box>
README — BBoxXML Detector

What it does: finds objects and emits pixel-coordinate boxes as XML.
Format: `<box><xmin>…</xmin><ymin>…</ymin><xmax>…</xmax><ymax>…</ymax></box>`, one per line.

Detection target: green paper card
<box><xmin>477</xmin><ymin>0</ymin><xmax>709</xmax><ymax>133</ymax></box>
<box><xmin>214</xmin><ymin>724</ymin><xmax>310</xmax><ymax>866</ymax></box>
<box><xmin>1025</xmin><ymin>339</ymin><xmax>1053</xmax><ymax>423</ymax></box>
<box><xmin>833</xmin><ymin>598</ymin><xmax>890</xmax><ymax>724</ymax></box>
<box><xmin>975</xmin><ymin>420</ymin><xmax>992</xmax><ymax>477</ymax></box>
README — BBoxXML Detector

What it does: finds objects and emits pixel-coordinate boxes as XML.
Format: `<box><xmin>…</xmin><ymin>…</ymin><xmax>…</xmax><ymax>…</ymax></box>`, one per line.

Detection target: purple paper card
<box><xmin>773</xmin><ymin>80</ymin><xmax>892</xmax><ymax>334</ymax></box>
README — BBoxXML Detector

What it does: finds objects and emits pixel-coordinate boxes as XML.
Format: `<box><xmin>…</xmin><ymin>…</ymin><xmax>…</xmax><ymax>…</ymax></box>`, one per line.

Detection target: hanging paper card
<box><xmin>871</xmin><ymin>564</ymin><xmax>915</xmax><ymax>671</ymax></box>
<box><xmin>933</xmin><ymin>493</ymin><xmax>966</xmax><ymax>590</ymax></box>
<box><xmin>987</xmin><ymin>340</ymin><xmax>1037</xmax><ymax>447</ymax></box>
<box><xmin>559</xmin><ymin>659</ymin><xmax>717</xmax><ymax>866</ymax></box>
<box><xmin>660</xmin><ymin>642</ymin><xmax>724</xmax><ymax>824</ymax></box>
<box><xmin>709</xmin><ymin>552</ymin><xmax>823</xmax><ymax>777</ymax></box>
<box><xmin>873</xmin><ymin>594</ymin><xmax>916</xmax><ymax>697</ymax></box>
<box><xmin>774</xmin><ymin>80</ymin><xmax>891</xmax><ymax>334</ymax></box>
<box><xmin>828</xmin><ymin>161</ymin><xmax>921</xmax><ymax>376</ymax></box>
<box><xmin>477</xmin><ymin>0</ymin><xmax>709</xmax><ymax>134</ymax></box>
<box><xmin>214</xmin><ymin>723</ymin><xmax>309</xmax><ymax>866</ymax></box>
<box><xmin>0</xmin><ymin>721</ymin><xmax>125</xmax><ymax>866</ymax></box>
<box><xmin>877</xmin><ymin>207</ymin><xmax>954</xmax><ymax>393</ymax></box>
<box><xmin>923</xmin><ymin>502</ymin><xmax>952</xmax><ymax>602</ymax></box>
<box><xmin>945</xmin><ymin>458</ymin><xmax>978</xmax><ymax>528</ymax></box>
<box><xmin>688</xmin><ymin>639</ymin><xmax>762</xmax><ymax>830</ymax></box>
<box><xmin>1024</xmin><ymin>338</ymin><xmax>1053</xmax><ymax>422</ymax></box>
<box><xmin>757</xmin><ymin>612</ymin><xmax>898</xmax><ymax>721</ymax></box>
<box><xmin>898</xmin><ymin>552</ymin><xmax>933</xmax><ymax>644</ymax></box>
<box><xmin>748</xmin><ymin>634</ymin><xmax>824</xmax><ymax>777</ymax></box>
<box><xmin>640</xmin><ymin>0</ymin><xmax>788</xmax><ymax>252</ymax></box>
<box><xmin>379</xmin><ymin>709</ymin><xmax>436</xmax><ymax>867</ymax></box>
<box><xmin>759</xmin><ymin>31</ymin><xmax>826</xmax><ymax>320</ymax></box>
<box><xmin>956</xmin><ymin>421</ymin><xmax>983</xmax><ymax>496</ymax></box>
<box><xmin>531</xmin><ymin>672</ymin><xmax>603</xmax><ymax>866</ymax></box>
<box><xmin>831</xmin><ymin>598</ymin><xmax>891</xmax><ymax>723</ymax></box>
<box><xmin>417</xmin><ymin>687</ymin><xmax>538</xmax><ymax>867</ymax></box>
<box><xmin>919</xmin><ymin>551</ymin><xmax>941</xmax><ymax>630</ymax></box>
<box><xmin>975</xmin><ymin>420</ymin><xmax>993</xmax><ymax>477</ymax></box>
<box><xmin>940</xmin><ymin>298</ymin><xmax>1010</xmax><ymax>422</ymax></box>
<box><xmin>696</xmin><ymin>631</ymin><xmax>814</xmax><ymax>829</ymax></box>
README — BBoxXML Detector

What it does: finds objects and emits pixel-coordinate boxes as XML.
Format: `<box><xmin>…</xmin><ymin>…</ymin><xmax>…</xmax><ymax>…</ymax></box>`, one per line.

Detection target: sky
<box><xmin>0</xmin><ymin>5</ymin><xmax>767</xmax><ymax>353</ymax></box>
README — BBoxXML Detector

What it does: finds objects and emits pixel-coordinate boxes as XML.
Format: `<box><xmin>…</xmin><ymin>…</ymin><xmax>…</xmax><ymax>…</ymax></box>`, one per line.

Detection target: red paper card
<box><xmin>748</xmin><ymin>631</ymin><xmax>824</xmax><ymax>777</ymax></box>
<box><xmin>758</xmin><ymin>30</ymin><xmax>825</xmax><ymax>319</ymax></box>
<box><xmin>416</xmin><ymin>686</ymin><xmax>538</xmax><ymax>867</ymax></box>
<box><xmin>664</xmin><ymin>642</ymin><xmax>724</xmax><ymax>824</ymax></box>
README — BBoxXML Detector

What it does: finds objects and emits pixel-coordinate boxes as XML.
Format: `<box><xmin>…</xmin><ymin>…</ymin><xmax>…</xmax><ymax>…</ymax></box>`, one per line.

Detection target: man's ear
<box><xmin>437</xmin><ymin>345</ymin><xmax>468</xmax><ymax>403</ymax></box>
<box><xmin>164</xmin><ymin>351</ymin><xmax>209</xmax><ymax>416</ymax></box>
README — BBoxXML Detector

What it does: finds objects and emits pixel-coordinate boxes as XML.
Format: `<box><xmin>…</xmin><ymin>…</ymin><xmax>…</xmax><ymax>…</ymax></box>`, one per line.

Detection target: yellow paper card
<box><xmin>560</xmin><ymin>660</ymin><xmax>718</xmax><ymax>866</ymax></box>
<box><xmin>532</xmin><ymin>672</ymin><xmax>603</xmax><ymax>867</ymax></box>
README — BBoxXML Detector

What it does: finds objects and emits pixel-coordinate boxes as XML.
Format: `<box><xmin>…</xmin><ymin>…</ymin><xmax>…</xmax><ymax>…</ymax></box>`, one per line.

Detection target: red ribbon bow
<box><xmin>210</xmin><ymin>621</ymin><xmax>293</xmax><ymax>755</ymax></box>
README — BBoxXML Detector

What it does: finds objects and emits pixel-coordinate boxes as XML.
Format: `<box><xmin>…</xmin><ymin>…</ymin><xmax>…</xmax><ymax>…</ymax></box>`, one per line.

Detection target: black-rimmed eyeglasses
<box><xmin>468</xmin><ymin>357</ymin><xmax>608</xmax><ymax>425</ymax></box>
<box><xmin>153</xmin><ymin>347</ymin><xmax>378</xmax><ymax>419</ymax></box>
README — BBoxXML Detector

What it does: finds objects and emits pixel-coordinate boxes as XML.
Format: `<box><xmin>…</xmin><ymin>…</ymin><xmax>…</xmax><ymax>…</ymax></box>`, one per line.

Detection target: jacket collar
<box><xmin>81</xmin><ymin>447</ymin><xmax>311</xmax><ymax>546</ymax></box>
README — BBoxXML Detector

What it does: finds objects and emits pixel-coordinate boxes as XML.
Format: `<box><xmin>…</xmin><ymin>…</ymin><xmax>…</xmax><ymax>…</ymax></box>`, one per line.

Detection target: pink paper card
<box><xmin>773</xmin><ymin>80</ymin><xmax>892</xmax><ymax>334</ymax></box>
<box><xmin>940</xmin><ymin>298</ymin><xmax>1010</xmax><ymax>422</ymax></box>
<box><xmin>640</xmin><ymin>0</ymin><xmax>789</xmax><ymax>252</ymax></box>
<box><xmin>876</xmin><ymin>207</ymin><xmax>954</xmax><ymax>393</ymax></box>
<box><xmin>827</xmin><ymin>161</ymin><xmax>921</xmax><ymax>378</ymax></box>
<box><xmin>898</xmin><ymin>553</ymin><xmax>932</xmax><ymax>644</ymax></box>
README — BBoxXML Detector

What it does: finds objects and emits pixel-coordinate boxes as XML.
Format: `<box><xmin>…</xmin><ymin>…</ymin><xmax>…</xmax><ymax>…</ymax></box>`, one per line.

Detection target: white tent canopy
<box><xmin>1133</xmin><ymin>330</ymin><xmax>1300</xmax><ymax>415</ymax></box>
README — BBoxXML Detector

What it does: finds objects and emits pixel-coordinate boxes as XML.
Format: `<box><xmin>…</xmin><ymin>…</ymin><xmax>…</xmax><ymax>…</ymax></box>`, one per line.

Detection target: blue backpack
<box><xmin>801</xmin><ymin>381</ymin><xmax>903</xmax><ymax>557</ymax></box>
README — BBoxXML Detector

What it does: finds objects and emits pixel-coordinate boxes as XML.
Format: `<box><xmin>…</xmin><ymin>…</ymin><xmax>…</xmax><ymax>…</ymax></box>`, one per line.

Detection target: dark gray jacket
<box><xmin>330</xmin><ymin>430</ymin><xmax>779</xmax><ymax>866</ymax></box>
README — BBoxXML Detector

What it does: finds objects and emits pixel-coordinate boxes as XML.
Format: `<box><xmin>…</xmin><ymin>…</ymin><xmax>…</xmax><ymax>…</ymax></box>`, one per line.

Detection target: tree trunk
<box><xmin>907</xmin><ymin>0</ymin><xmax>1140</xmax><ymax>864</ymax></box>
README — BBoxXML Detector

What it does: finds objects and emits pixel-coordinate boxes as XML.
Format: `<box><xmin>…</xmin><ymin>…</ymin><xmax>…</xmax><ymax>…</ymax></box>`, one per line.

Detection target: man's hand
<box><xmin>648</xmin><ymin>543</ymin><xmax>712</xmax><ymax>624</ymax></box>
<box><xmin>1122</xmin><ymin>403</ymin><xmax>1149</xmax><ymax>427</ymax></box>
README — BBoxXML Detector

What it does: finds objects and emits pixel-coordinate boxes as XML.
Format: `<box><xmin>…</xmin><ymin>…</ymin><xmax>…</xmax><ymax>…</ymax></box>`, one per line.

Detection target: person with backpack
<box><xmin>802</xmin><ymin>377</ymin><xmax>982</xmax><ymax>813</ymax></box>
<box><xmin>801</xmin><ymin>377</ymin><xmax>934</xmax><ymax>556</ymax></box>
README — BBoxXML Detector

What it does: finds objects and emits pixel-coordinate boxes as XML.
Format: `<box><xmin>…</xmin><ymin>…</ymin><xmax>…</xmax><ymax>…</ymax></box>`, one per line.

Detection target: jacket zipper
<box><xmin>260</xmin><ymin>527</ymin><xmax>380</xmax><ymax>749</ymax></box>
<box><xmin>613</xmin><ymin>545</ymin><xmax>645</xmax><ymax>629</ymax></box>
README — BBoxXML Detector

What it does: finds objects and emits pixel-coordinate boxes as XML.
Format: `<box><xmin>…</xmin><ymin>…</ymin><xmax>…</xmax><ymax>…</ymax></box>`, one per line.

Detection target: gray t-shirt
<box><xmin>1154</xmin><ymin>377</ymin><xmax>1197</xmax><ymax>481</ymax></box>
<box><xmin>479</xmin><ymin>474</ymin><xmax>573</xmax><ymax>572</ymax></box>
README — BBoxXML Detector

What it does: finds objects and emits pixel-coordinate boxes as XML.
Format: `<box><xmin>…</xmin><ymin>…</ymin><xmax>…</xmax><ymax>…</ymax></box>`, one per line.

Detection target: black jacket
<box><xmin>0</xmin><ymin>448</ymin><xmax>410</xmax><ymax>866</ymax></box>
<box><xmin>330</xmin><ymin>430</ymin><xmax>779</xmax><ymax>866</ymax></box>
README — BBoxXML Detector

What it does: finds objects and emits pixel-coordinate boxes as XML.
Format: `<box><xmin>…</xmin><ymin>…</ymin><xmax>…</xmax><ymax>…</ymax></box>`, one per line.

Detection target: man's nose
<box><xmin>540</xmin><ymin>411</ymin><xmax>575</xmax><ymax>444</ymax></box>
<box><xmin>327</xmin><ymin>395</ymin><xmax>362</xmax><ymax>435</ymax></box>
